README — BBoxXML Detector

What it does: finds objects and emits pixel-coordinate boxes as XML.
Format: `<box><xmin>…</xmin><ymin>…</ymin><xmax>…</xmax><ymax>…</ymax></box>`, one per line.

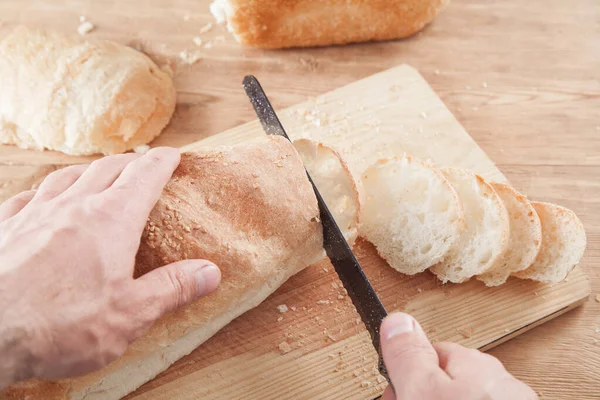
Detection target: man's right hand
<box><xmin>380</xmin><ymin>313</ymin><xmax>538</xmax><ymax>400</ymax></box>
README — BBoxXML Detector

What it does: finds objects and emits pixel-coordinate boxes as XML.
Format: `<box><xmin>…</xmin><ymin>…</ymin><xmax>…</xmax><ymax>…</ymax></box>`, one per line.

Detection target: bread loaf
<box><xmin>293</xmin><ymin>138</ymin><xmax>363</xmax><ymax>246</ymax></box>
<box><xmin>477</xmin><ymin>183</ymin><xmax>542</xmax><ymax>286</ymax></box>
<box><xmin>359</xmin><ymin>156</ymin><xmax>464</xmax><ymax>275</ymax></box>
<box><xmin>2</xmin><ymin>136</ymin><xmax>325</xmax><ymax>399</ymax></box>
<box><xmin>430</xmin><ymin>168</ymin><xmax>509</xmax><ymax>283</ymax></box>
<box><xmin>211</xmin><ymin>0</ymin><xmax>450</xmax><ymax>49</ymax></box>
<box><xmin>514</xmin><ymin>202</ymin><xmax>586</xmax><ymax>283</ymax></box>
<box><xmin>0</xmin><ymin>26</ymin><xmax>176</xmax><ymax>156</ymax></box>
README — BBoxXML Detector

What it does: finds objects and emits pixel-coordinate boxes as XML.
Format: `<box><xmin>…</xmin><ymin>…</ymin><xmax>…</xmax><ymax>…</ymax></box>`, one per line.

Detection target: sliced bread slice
<box><xmin>430</xmin><ymin>168</ymin><xmax>509</xmax><ymax>283</ymax></box>
<box><xmin>514</xmin><ymin>202</ymin><xmax>586</xmax><ymax>283</ymax></box>
<box><xmin>293</xmin><ymin>138</ymin><xmax>363</xmax><ymax>246</ymax></box>
<box><xmin>359</xmin><ymin>156</ymin><xmax>465</xmax><ymax>275</ymax></box>
<box><xmin>477</xmin><ymin>182</ymin><xmax>542</xmax><ymax>286</ymax></box>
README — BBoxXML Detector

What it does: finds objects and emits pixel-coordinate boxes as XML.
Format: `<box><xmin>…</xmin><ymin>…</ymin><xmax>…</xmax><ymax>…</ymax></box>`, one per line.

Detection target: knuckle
<box><xmin>387</xmin><ymin>339</ymin><xmax>434</xmax><ymax>362</ymax></box>
<box><xmin>163</xmin><ymin>269</ymin><xmax>190</xmax><ymax>308</ymax></box>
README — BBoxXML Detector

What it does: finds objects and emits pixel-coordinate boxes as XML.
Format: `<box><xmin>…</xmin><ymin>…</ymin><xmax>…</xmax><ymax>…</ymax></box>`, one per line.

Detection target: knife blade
<box><xmin>242</xmin><ymin>75</ymin><xmax>391</xmax><ymax>385</ymax></box>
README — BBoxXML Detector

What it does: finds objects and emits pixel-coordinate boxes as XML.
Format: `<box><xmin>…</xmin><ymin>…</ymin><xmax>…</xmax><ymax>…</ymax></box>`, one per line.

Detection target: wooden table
<box><xmin>1</xmin><ymin>0</ymin><xmax>599</xmax><ymax>398</ymax></box>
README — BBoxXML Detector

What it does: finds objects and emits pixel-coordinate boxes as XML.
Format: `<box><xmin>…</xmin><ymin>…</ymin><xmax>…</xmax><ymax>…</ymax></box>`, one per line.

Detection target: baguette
<box><xmin>430</xmin><ymin>168</ymin><xmax>509</xmax><ymax>283</ymax></box>
<box><xmin>2</xmin><ymin>136</ymin><xmax>325</xmax><ymax>400</ymax></box>
<box><xmin>0</xmin><ymin>26</ymin><xmax>176</xmax><ymax>156</ymax></box>
<box><xmin>293</xmin><ymin>138</ymin><xmax>363</xmax><ymax>246</ymax></box>
<box><xmin>359</xmin><ymin>156</ymin><xmax>464</xmax><ymax>275</ymax></box>
<box><xmin>477</xmin><ymin>183</ymin><xmax>542</xmax><ymax>286</ymax></box>
<box><xmin>514</xmin><ymin>202</ymin><xmax>586</xmax><ymax>283</ymax></box>
<box><xmin>210</xmin><ymin>0</ymin><xmax>450</xmax><ymax>49</ymax></box>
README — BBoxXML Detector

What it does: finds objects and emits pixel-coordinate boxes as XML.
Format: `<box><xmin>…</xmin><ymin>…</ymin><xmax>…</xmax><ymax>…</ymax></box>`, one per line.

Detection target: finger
<box><xmin>129</xmin><ymin>260</ymin><xmax>220</xmax><ymax>332</ymax></box>
<box><xmin>32</xmin><ymin>164</ymin><xmax>89</xmax><ymax>202</ymax></box>
<box><xmin>103</xmin><ymin>147</ymin><xmax>180</xmax><ymax>228</ymax></box>
<box><xmin>381</xmin><ymin>385</ymin><xmax>396</xmax><ymax>400</ymax></box>
<box><xmin>0</xmin><ymin>190</ymin><xmax>36</xmax><ymax>222</ymax></box>
<box><xmin>380</xmin><ymin>313</ymin><xmax>449</xmax><ymax>395</ymax></box>
<box><xmin>66</xmin><ymin>153</ymin><xmax>142</xmax><ymax>194</ymax></box>
<box><xmin>434</xmin><ymin>342</ymin><xmax>506</xmax><ymax>380</ymax></box>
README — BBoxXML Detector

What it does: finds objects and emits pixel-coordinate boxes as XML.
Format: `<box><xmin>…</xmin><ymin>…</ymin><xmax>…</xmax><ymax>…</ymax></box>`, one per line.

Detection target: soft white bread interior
<box><xmin>293</xmin><ymin>138</ymin><xmax>363</xmax><ymax>246</ymax></box>
<box><xmin>359</xmin><ymin>156</ymin><xmax>464</xmax><ymax>275</ymax></box>
<box><xmin>514</xmin><ymin>202</ymin><xmax>586</xmax><ymax>283</ymax></box>
<box><xmin>2</xmin><ymin>136</ymin><xmax>325</xmax><ymax>400</ymax></box>
<box><xmin>430</xmin><ymin>168</ymin><xmax>509</xmax><ymax>283</ymax></box>
<box><xmin>477</xmin><ymin>182</ymin><xmax>542</xmax><ymax>286</ymax></box>
<box><xmin>0</xmin><ymin>26</ymin><xmax>176</xmax><ymax>156</ymax></box>
<box><xmin>211</xmin><ymin>0</ymin><xmax>450</xmax><ymax>49</ymax></box>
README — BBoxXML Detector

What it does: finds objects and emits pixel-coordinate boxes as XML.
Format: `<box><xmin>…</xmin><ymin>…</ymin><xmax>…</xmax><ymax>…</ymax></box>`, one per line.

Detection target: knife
<box><xmin>242</xmin><ymin>75</ymin><xmax>391</xmax><ymax>387</ymax></box>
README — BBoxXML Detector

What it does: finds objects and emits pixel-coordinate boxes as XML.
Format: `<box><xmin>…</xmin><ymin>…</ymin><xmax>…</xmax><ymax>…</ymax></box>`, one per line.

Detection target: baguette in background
<box><xmin>211</xmin><ymin>0</ymin><xmax>450</xmax><ymax>49</ymax></box>
<box><xmin>0</xmin><ymin>26</ymin><xmax>176</xmax><ymax>156</ymax></box>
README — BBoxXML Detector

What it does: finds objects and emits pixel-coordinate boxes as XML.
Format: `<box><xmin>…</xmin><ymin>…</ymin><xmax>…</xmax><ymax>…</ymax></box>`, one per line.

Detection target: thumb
<box><xmin>380</xmin><ymin>313</ymin><xmax>447</xmax><ymax>397</ymax></box>
<box><xmin>134</xmin><ymin>259</ymin><xmax>221</xmax><ymax>316</ymax></box>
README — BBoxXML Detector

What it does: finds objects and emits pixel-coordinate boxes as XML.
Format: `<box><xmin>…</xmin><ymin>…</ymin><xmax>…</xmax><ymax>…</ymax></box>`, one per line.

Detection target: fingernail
<box><xmin>194</xmin><ymin>263</ymin><xmax>221</xmax><ymax>295</ymax></box>
<box><xmin>382</xmin><ymin>313</ymin><xmax>416</xmax><ymax>340</ymax></box>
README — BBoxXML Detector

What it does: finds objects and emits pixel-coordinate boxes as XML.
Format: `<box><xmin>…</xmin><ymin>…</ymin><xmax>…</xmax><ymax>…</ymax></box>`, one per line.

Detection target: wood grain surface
<box><xmin>0</xmin><ymin>0</ymin><xmax>599</xmax><ymax>399</ymax></box>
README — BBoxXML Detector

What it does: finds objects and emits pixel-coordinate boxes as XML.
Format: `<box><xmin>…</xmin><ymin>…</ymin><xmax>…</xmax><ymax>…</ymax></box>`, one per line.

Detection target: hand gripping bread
<box><xmin>0</xmin><ymin>26</ymin><xmax>176</xmax><ymax>156</ymax></box>
<box><xmin>293</xmin><ymin>138</ymin><xmax>363</xmax><ymax>246</ymax></box>
<box><xmin>514</xmin><ymin>202</ymin><xmax>586</xmax><ymax>283</ymax></box>
<box><xmin>477</xmin><ymin>183</ymin><xmax>542</xmax><ymax>286</ymax></box>
<box><xmin>359</xmin><ymin>156</ymin><xmax>464</xmax><ymax>275</ymax></box>
<box><xmin>430</xmin><ymin>168</ymin><xmax>509</xmax><ymax>283</ymax></box>
<box><xmin>210</xmin><ymin>0</ymin><xmax>450</xmax><ymax>49</ymax></box>
<box><xmin>2</xmin><ymin>136</ymin><xmax>325</xmax><ymax>400</ymax></box>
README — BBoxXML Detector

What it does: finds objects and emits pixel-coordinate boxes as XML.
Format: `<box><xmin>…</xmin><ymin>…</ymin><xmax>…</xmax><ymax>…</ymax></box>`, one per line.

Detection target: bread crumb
<box><xmin>595</xmin><ymin>294</ymin><xmax>600</xmax><ymax>302</ymax></box>
<box><xmin>595</xmin><ymin>328</ymin><xmax>600</xmax><ymax>333</ymax></box>
<box><xmin>504</xmin><ymin>328</ymin><xmax>510</xmax><ymax>333</ymax></box>
<box><xmin>417</xmin><ymin>288</ymin><xmax>423</xmax><ymax>293</ymax></box>
<box><xmin>472</xmin><ymin>106</ymin><xmax>479</xmax><ymax>111</ymax></box>
<box><xmin>179</xmin><ymin>49</ymin><xmax>202</xmax><ymax>65</ymax></box>
<box><xmin>277</xmin><ymin>304</ymin><xmax>288</xmax><ymax>313</ymax></box>
<box><xmin>434</xmin><ymin>69</ymin><xmax>440</xmax><ymax>75</ymax></box>
<box><xmin>316</xmin><ymin>300</ymin><xmax>330</xmax><ymax>305</ymax></box>
<box><xmin>204</xmin><ymin>41</ymin><xmax>213</xmax><ymax>49</ymax></box>
<box><xmin>290</xmin><ymin>306</ymin><xmax>297</xmax><ymax>311</ymax></box>
<box><xmin>361</xmin><ymin>381</ymin><xmax>372</xmax><ymax>388</ymax></box>
<box><xmin>420</xmin><ymin>111</ymin><xmax>427</xmax><ymax>119</ymax></box>
<box><xmin>199</xmin><ymin>22</ymin><xmax>213</xmax><ymax>34</ymax></box>
<box><xmin>192</xmin><ymin>37</ymin><xmax>203</xmax><ymax>46</ymax></box>
<box><xmin>376</xmin><ymin>376</ymin><xmax>385</xmax><ymax>383</ymax></box>
<box><xmin>133</xmin><ymin>144</ymin><xmax>151</xmax><ymax>154</ymax></box>
<box><xmin>183</xmin><ymin>13</ymin><xmax>191</xmax><ymax>21</ymax></box>
<box><xmin>465</xmin><ymin>85</ymin><xmax>472</xmax><ymax>90</ymax></box>
<box><xmin>456</xmin><ymin>327</ymin><xmax>473</xmax><ymax>338</ymax></box>
<box><xmin>353</xmin><ymin>371</ymin><xmax>360</xmax><ymax>377</ymax></box>
<box><xmin>356</xmin><ymin>318</ymin><xmax>361</xmax><ymax>325</ymax></box>
<box><xmin>77</xmin><ymin>20</ymin><xmax>95</xmax><ymax>36</ymax></box>
<box><xmin>337</xmin><ymin>294</ymin><xmax>345</xmax><ymax>300</ymax></box>
<box><xmin>277</xmin><ymin>316</ymin><xmax>283</xmax><ymax>322</ymax></box>
<box><xmin>482</xmin><ymin>82</ymin><xmax>488</xmax><ymax>88</ymax></box>
<box><xmin>278</xmin><ymin>342</ymin><xmax>292</xmax><ymax>354</ymax></box>
<box><xmin>322</xmin><ymin>267</ymin><xmax>329</xmax><ymax>273</ymax></box>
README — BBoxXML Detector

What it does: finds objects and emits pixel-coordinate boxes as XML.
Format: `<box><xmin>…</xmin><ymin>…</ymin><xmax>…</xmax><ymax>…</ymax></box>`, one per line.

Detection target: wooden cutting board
<box><xmin>126</xmin><ymin>65</ymin><xmax>589</xmax><ymax>399</ymax></box>
<box><xmin>0</xmin><ymin>65</ymin><xmax>590</xmax><ymax>400</ymax></box>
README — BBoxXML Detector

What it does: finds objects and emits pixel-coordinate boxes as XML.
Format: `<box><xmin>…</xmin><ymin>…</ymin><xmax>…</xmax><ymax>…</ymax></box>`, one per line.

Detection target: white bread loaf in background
<box><xmin>293</xmin><ymin>139</ymin><xmax>363</xmax><ymax>246</ymax></box>
<box><xmin>2</xmin><ymin>136</ymin><xmax>325</xmax><ymax>399</ymax></box>
<box><xmin>477</xmin><ymin>183</ymin><xmax>542</xmax><ymax>286</ymax></box>
<box><xmin>0</xmin><ymin>26</ymin><xmax>176</xmax><ymax>156</ymax></box>
<box><xmin>210</xmin><ymin>0</ymin><xmax>450</xmax><ymax>49</ymax></box>
<box><xmin>430</xmin><ymin>168</ymin><xmax>509</xmax><ymax>283</ymax></box>
<box><xmin>514</xmin><ymin>202</ymin><xmax>586</xmax><ymax>283</ymax></box>
<box><xmin>360</xmin><ymin>156</ymin><xmax>464</xmax><ymax>275</ymax></box>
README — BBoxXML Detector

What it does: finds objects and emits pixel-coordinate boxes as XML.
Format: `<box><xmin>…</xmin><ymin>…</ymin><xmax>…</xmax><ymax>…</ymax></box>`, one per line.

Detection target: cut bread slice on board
<box><xmin>514</xmin><ymin>202</ymin><xmax>586</xmax><ymax>283</ymax></box>
<box><xmin>477</xmin><ymin>182</ymin><xmax>542</xmax><ymax>286</ymax></box>
<box><xmin>294</xmin><ymin>138</ymin><xmax>363</xmax><ymax>246</ymax></box>
<box><xmin>430</xmin><ymin>168</ymin><xmax>510</xmax><ymax>283</ymax></box>
<box><xmin>359</xmin><ymin>156</ymin><xmax>465</xmax><ymax>275</ymax></box>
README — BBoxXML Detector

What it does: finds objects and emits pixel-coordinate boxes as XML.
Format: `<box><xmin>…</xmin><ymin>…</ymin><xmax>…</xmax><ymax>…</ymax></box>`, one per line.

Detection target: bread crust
<box><xmin>477</xmin><ymin>182</ymin><xmax>542</xmax><ymax>286</ymax></box>
<box><xmin>211</xmin><ymin>0</ymin><xmax>450</xmax><ymax>48</ymax></box>
<box><xmin>0</xmin><ymin>26</ymin><xmax>176</xmax><ymax>156</ymax></box>
<box><xmin>2</xmin><ymin>136</ymin><xmax>325</xmax><ymax>400</ymax></box>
